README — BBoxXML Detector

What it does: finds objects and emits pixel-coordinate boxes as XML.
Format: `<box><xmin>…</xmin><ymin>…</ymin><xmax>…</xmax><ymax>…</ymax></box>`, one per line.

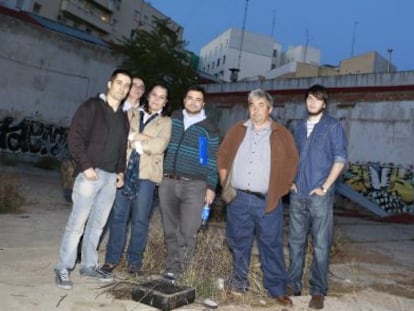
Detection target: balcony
<box><xmin>60</xmin><ymin>0</ymin><xmax>111</xmax><ymax>34</ymax></box>
<box><xmin>89</xmin><ymin>0</ymin><xmax>114</xmax><ymax>12</ymax></box>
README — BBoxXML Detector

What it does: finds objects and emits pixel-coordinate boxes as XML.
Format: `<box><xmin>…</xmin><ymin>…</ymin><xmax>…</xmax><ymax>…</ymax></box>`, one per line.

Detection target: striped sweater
<box><xmin>163</xmin><ymin>110</ymin><xmax>219</xmax><ymax>190</ymax></box>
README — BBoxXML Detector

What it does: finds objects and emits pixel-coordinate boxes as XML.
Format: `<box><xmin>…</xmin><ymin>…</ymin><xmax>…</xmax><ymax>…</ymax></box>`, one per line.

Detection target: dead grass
<box><xmin>0</xmin><ymin>172</ymin><xmax>24</xmax><ymax>213</ymax></box>
<box><xmin>106</xmin><ymin>210</ymin><xmax>345</xmax><ymax>307</ymax></box>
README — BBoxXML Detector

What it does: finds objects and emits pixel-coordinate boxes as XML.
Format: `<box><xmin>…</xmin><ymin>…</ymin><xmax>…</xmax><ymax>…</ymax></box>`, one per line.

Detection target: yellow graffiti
<box><xmin>344</xmin><ymin>162</ymin><xmax>414</xmax><ymax>208</ymax></box>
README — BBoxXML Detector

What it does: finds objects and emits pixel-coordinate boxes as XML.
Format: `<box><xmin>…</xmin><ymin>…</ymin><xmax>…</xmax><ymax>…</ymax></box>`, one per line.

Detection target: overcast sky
<box><xmin>150</xmin><ymin>0</ymin><xmax>414</xmax><ymax>71</ymax></box>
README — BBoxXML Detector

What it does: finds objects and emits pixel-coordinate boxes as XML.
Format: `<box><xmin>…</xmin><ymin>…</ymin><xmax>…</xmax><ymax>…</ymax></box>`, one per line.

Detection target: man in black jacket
<box><xmin>54</xmin><ymin>69</ymin><xmax>131</xmax><ymax>289</ymax></box>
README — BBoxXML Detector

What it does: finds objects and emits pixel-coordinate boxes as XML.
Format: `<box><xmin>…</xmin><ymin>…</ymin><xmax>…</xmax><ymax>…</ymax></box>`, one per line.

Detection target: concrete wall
<box><xmin>0</xmin><ymin>14</ymin><xmax>121</xmax><ymax>126</ymax></box>
<box><xmin>1</xmin><ymin>11</ymin><xmax>413</xmax><ymax>170</ymax></box>
<box><xmin>203</xmin><ymin>72</ymin><xmax>414</xmax><ymax>168</ymax></box>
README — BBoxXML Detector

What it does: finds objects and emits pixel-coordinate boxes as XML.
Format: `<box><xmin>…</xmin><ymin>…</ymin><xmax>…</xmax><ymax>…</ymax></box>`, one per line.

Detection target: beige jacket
<box><xmin>127</xmin><ymin>109</ymin><xmax>172</xmax><ymax>183</ymax></box>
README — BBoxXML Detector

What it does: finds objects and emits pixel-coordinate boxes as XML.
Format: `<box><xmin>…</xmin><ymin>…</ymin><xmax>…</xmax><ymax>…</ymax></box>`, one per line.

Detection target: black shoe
<box><xmin>287</xmin><ymin>287</ymin><xmax>301</xmax><ymax>296</ymax></box>
<box><xmin>127</xmin><ymin>264</ymin><xmax>143</xmax><ymax>276</ymax></box>
<box><xmin>101</xmin><ymin>263</ymin><xmax>116</xmax><ymax>274</ymax></box>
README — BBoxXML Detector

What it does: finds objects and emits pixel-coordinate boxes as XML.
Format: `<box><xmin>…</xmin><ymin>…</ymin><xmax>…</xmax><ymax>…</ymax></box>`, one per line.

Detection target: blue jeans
<box><xmin>105</xmin><ymin>179</ymin><xmax>155</xmax><ymax>267</ymax></box>
<box><xmin>288</xmin><ymin>191</ymin><xmax>334</xmax><ymax>296</ymax></box>
<box><xmin>55</xmin><ymin>169</ymin><xmax>117</xmax><ymax>271</ymax></box>
<box><xmin>226</xmin><ymin>191</ymin><xmax>287</xmax><ymax>297</ymax></box>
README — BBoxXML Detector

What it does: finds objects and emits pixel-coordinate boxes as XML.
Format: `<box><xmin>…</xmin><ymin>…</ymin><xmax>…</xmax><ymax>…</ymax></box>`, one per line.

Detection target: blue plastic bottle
<box><xmin>200</xmin><ymin>204</ymin><xmax>210</xmax><ymax>230</ymax></box>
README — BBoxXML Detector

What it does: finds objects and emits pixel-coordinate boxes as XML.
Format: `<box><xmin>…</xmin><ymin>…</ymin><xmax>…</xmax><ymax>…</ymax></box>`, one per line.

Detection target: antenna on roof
<box><xmin>230</xmin><ymin>0</ymin><xmax>249</xmax><ymax>82</ymax></box>
<box><xmin>350</xmin><ymin>21</ymin><xmax>359</xmax><ymax>57</ymax></box>
<box><xmin>303</xmin><ymin>29</ymin><xmax>309</xmax><ymax>63</ymax></box>
<box><xmin>235</xmin><ymin>0</ymin><xmax>249</xmax><ymax>80</ymax></box>
<box><xmin>271</xmin><ymin>9</ymin><xmax>276</xmax><ymax>39</ymax></box>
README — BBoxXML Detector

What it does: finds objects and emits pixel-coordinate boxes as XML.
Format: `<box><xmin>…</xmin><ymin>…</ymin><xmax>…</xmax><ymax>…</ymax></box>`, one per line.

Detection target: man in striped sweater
<box><xmin>159</xmin><ymin>85</ymin><xmax>219</xmax><ymax>282</ymax></box>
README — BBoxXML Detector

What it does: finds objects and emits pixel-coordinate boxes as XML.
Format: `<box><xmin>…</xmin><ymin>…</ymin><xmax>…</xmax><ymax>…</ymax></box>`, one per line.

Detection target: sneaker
<box><xmin>55</xmin><ymin>269</ymin><xmax>72</xmax><ymax>290</ymax></box>
<box><xmin>163</xmin><ymin>272</ymin><xmax>178</xmax><ymax>283</ymax></box>
<box><xmin>79</xmin><ymin>266</ymin><xmax>114</xmax><ymax>282</ymax></box>
<box><xmin>309</xmin><ymin>295</ymin><xmax>324</xmax><ymax>309</ymax></box>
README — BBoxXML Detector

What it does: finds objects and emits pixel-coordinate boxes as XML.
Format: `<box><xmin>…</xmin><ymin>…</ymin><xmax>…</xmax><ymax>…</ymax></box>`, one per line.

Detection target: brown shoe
<box><xmin>226</xmin><ymin>287</ymin><xmax>246</xmax><ymax>297</ymax></box>
<box><xmin>309</xmin><ymin>295</ymin><xmax>324</xmax><ymax>309</ymax></box>
<box><xmin>275</xmin><ymin>295</ymin><xmax>293</xmax><ymax>306</ymax></box>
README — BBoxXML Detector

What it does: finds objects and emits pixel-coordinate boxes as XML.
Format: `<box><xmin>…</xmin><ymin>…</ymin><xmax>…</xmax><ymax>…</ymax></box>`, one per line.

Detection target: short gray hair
<box><xmin>247</xmin><ymin>88</ymin><xmax>273</xmax><ymax>108</ymax></box>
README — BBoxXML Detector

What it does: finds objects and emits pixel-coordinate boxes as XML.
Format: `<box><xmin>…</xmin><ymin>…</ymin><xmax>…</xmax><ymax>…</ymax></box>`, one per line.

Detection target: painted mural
<box><xmin>0</xmin><ymin>116</ymin><xmax>69</xmax><ymax>159</ymax></box>
<box><xmin>343</xmin><ymin>162</ymin><xmax>414</xmax><ymax>215</ymax></box>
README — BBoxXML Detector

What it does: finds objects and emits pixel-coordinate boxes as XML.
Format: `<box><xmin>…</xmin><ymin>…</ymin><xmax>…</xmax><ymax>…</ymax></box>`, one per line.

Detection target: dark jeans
<box><xmin>105</xmin><ymin>179</ymin><xmax>156</xmax><ymax>267</ymax></box>
<box><xmin>226</xmin><ymin>190</ymin><xmax>288</xmax><ymax>297</ymax></box>
<box><xmin>287</xmin><ymin>191</ymin><xmax>334</xmax><ymax>296</ymax></box>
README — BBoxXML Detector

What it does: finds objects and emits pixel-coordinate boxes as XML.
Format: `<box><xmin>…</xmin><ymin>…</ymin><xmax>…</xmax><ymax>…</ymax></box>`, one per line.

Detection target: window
<box><xmin>134</xmin><ymin>10</ymin><xmax>140</xmax><ymax>23</ymax></box>
<box><xmin>33</xmin><ymin>2</ymin><xmax>41</xmax><ymax>14</ymax></box>
<box><xmin>217</xmin><ymin>58</ymin><xmax>220</xmax><ymax>66</ymax></box>
<box><xmin>273</xmin><ymin>49</ymin><xmax>278</xmax><ymax>57</ymax></box>
<box><xmin>222</xmin><ymin>55</ymin><xmax>226</xmax><ymax>65</ymax></box>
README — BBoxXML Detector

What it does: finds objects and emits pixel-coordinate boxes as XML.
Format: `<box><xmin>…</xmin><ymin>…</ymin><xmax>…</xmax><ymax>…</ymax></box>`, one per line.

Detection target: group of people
<box><xmin>53</xmin><ymin>68</ymin><xmax>347</xmax><ymax>310</ymax></box>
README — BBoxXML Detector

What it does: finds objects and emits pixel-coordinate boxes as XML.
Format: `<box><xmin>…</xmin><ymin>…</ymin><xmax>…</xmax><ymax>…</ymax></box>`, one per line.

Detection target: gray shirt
<box><xmin>231</xmin><ymin>119</ymin><xmax>271</xmax><ymax>194</ymax></box>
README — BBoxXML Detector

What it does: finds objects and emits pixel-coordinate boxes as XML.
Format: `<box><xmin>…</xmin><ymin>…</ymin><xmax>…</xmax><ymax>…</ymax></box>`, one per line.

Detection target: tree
<box><xmin>116</xmin><ymin>17</ymin><xmax>197</xmax><ymax>111</ymax></box>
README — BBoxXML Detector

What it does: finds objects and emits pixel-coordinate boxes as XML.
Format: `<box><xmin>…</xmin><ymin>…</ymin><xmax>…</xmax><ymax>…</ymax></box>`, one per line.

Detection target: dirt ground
<box><xmin>0</xmin><ymin>163</ymin><xmax>414</xmax><ymax>311</ymax></box>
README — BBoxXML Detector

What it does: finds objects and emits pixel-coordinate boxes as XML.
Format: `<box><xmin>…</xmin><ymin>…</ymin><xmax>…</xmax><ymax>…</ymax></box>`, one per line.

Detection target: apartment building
<box><xmin>1</xmin><ymin>0</ymin><xmax>183</xmax><ymax>42</ymax></box>
<box><xmin>340</xmin><ymin>51</ymin><xmax>397</xmax><ymax>74</ymax></box>
<box><xmin>198</xmin><ymin>28</ymin><xmax>282</xmax><ymax>82</ymax></box>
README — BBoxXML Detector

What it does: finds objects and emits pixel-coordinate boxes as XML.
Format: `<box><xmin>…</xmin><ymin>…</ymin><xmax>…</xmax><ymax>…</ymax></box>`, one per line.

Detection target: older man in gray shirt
<box><xmin>217</xmin><ymin>89</ymin><xmax>298</xmax><ymax>306</ymax></box>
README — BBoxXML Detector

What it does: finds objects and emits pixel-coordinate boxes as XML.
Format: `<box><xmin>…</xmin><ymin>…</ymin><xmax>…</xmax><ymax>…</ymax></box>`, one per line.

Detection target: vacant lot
<box><xmin>0</xmin><ymin>163</ymin><xmax>413</xmax><ymax>311</ymax></box>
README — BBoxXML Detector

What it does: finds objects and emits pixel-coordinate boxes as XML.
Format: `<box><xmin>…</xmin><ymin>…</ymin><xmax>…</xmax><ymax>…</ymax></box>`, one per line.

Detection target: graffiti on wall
<box><xmin>0</xmin><ymin>116</ymin><xmax>69</xmax><ymax>159</ymax></box>
<box><xmin>343</xmin><ymin>162</ymin><xmax>414</xmax><ymax>215</ymax></box>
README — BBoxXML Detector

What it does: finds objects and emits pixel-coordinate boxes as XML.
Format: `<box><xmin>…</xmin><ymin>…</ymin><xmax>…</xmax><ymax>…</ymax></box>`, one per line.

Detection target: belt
<box><xmin>163</xmin><ymin>173</ymin><xmax>192</xmax><ymax>181</ymax></box>
<box><xmin>237</xmin><ymin>189</ymin><xmax>266</xmax><ymax>200</ymax></box>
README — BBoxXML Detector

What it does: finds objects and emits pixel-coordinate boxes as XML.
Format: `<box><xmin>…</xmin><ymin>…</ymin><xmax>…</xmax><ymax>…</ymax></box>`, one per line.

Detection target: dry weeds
<box><xmin>0</xmin><ymin>172</ymin><xmax>24</xmax><ymax>213</ymax></box>
<box><xmin>105</xmin><ymin>208</ymin><xmax>344</xmax><ymax>308</ymax></box>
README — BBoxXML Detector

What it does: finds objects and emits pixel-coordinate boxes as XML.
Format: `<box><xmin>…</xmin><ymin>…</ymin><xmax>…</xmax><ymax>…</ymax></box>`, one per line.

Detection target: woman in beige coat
<box><xmin>103</xmin><ymin>84</ymin><xmax>172</xmax><ymax>275</ymax></box>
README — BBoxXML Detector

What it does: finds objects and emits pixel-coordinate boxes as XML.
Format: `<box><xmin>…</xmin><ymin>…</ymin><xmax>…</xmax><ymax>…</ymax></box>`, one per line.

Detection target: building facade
<box><xmin>198</xmin><ymin>28</ymin><xmax>282</xmax><ymax>82</ymax></box>
<box><xmin>1</xmin><ymin>0</ymin><xmax>183</xmax><ymax>42</ymax></box>
<box><xmin>198</xmin><ymin>28</ymin><xmax>325</xmax><ymax>82</ymax></box>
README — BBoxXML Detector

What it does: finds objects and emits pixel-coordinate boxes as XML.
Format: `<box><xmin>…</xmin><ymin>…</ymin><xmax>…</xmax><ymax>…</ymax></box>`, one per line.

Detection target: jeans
<box><xmin>159</xmin><ymin>177</ymin><xmax>206</xmax><ymax>274</ymax></box>
<box><xmin>55</xmin><ymin>169</ymin><xmax>117</xmax><ymax>271</ymax></box>
<box><xmin>226</xmin><ymin>190</ymin><xmax>287</xmax><ymax>297</ymax></box>
<box><xmin>105</xmin><ymin>179</ymin><xmax>155</xmax><ymax>267</ymax></box>
<box><xmin>288</xmin><ymin>191</ymin><xmax>334</xmax><ymax>296</ymax></box>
